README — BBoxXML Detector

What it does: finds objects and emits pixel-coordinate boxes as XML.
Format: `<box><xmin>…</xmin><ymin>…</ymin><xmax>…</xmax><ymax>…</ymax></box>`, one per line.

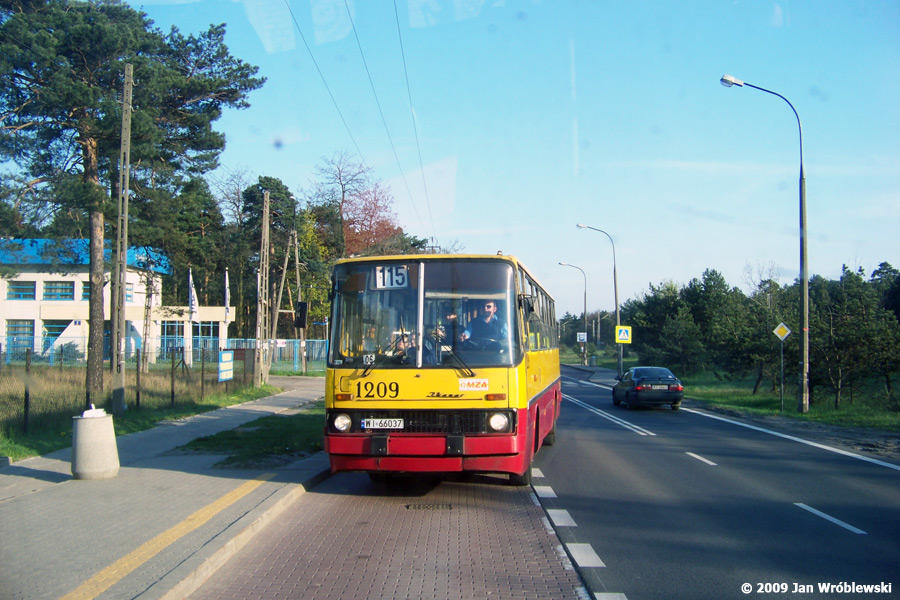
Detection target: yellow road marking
<box><xmin>60</xmin><ymin>473</ymin><xmax>276</xmax><ymax>600</ymax></box>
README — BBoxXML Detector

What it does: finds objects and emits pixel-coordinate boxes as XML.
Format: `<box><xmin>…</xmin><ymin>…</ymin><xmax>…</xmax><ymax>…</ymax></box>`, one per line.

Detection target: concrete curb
<box><xmin>144</xmin><ymin>456</ymin><xmax>333</xmax><ymax>600</ymax></box>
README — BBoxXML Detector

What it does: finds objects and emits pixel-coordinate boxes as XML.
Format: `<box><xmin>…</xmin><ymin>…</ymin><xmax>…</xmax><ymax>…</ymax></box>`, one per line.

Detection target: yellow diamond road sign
<box><xmin>773</xmin><ymin>322</ymin><xmax>792</xmax><ymax>341</ymax></box>
<box><xmin>616</xmin><ymin>326</ymin><xmax>632</xmax><ymax>344</ymax></box>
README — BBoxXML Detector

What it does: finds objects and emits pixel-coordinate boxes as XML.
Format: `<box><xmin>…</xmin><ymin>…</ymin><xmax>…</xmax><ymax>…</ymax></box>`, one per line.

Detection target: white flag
<box><xmin>224</xmin><ymin>268</ymin><xmax>230</xmax><ymax>321</ymax></box>
<box><xmin>189</xmin><ymin>268</ymin><xmax>199</xmax><ymax>323</ymax></box>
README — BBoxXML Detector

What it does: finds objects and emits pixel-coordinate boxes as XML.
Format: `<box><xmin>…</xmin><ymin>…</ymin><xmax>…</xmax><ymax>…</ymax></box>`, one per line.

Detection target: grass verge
<box><xmin>0</xmin><ymin>384</ymin><xmax>283</xmax><ymax>462</ymax></box>
<box><xmin>271</xmin><ymin>368</ymin><xmax>326</xmax><ymax>377</ymax></box>
<box><xmin>561</xmin><ymin>352</ymin><xmax>899</xmax><ymax>433</ymax></box>
<box><xmin>682</xmin><ymin>372</ymin><xmax>900</xmax><ymax>433</ymax></box>
<box><xmin>178</xmin><ymin>400</ymin><xmax>325</xmax><ymax>468</ymax></box>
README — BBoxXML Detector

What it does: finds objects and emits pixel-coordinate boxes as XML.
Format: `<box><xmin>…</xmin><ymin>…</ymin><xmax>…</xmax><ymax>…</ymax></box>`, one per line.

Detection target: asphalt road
<box><xmin>535</xmin><ymin>365</ymin><xmax>900</xmax><ymax>599</ymax></box>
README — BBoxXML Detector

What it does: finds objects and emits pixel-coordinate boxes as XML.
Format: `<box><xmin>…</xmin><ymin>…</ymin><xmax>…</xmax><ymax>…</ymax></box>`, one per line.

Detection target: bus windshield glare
<box><xmin>329</xmin><ymin>260</ymin><xmax>521</xmax><ymax>369</ymax></box>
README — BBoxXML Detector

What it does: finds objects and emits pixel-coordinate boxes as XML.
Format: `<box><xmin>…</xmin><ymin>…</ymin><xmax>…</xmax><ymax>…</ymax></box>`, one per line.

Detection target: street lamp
<box><xmin>720</xmin><ymin>74</ymin><xmax>809</xmax><ymax>414</ymax></box>
<box><xmin>576</xmin><ymin>224</ymin><xmax>622</xmax><ymax>377</ymax></box>
<box><xmin>559</xmin><ymin>262</ymin><xmax>588</xmax><ymax>366</ymax></box>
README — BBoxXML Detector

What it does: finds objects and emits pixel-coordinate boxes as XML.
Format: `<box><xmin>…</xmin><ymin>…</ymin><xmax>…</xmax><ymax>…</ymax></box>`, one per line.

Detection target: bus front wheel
<box><xmin>509</xmin><ymin>467</ymin><xmax>532</xmax><ymax>487</ymax></box>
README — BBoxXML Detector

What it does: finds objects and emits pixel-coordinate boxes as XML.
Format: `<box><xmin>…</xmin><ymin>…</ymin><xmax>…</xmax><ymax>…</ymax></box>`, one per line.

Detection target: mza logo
<box><xmin>460</xmin><ymin>379</ymin><xmax>489</xmax><ymax>391</ymax></box>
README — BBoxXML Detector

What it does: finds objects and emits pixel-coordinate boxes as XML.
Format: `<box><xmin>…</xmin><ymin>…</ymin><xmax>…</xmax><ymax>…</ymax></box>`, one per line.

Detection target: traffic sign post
<box><xmin>576</xmin><ymin>332</ymin><xmax>587</xmax><ymax>365</ymax></box>
<box><xmin>773</xmin><ymin>323</ymin><xmax>792</xmax><ymax>411</ymax></box>
<box><xmin>616</xmin><ymin>326</ymin><xmax>632</xmax><ymax>344</ymax></box>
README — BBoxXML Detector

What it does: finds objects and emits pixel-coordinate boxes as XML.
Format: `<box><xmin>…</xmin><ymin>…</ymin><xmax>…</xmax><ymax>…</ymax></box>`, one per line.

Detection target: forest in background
<box><xmin>560</xmin><ymin>264</ymin><xmax>900</xmax><ymax>411</ymax></box>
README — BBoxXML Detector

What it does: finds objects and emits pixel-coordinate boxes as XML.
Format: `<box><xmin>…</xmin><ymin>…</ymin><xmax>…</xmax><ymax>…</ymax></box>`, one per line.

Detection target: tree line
<box><xmin>561</xmin><ymin>265</ymin><xmax>900</xmax><ymax>410</ymax></box>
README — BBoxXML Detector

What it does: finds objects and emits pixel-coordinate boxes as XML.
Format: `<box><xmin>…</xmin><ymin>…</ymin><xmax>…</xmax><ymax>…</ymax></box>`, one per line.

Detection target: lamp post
<box><xmin>559</xmin><ymin>262</ymin><xmax>588</xmax><ymax>366</ymax></box>
<box><xmin>576</xmin><ymin>224</ymin><xmax>622</xmax><ymax>376</ymax></box>
<box><xmin>720</xmin><ymin>74</ymin><xmax>809</xmax><ymax>414</ymax></box>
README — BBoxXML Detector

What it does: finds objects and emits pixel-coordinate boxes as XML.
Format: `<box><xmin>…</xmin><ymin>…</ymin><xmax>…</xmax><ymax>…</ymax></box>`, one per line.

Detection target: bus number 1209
<box><xmin>356</xmin><ymin>381</ymin><xmax>400</xmax><ymax>399</ymax></box>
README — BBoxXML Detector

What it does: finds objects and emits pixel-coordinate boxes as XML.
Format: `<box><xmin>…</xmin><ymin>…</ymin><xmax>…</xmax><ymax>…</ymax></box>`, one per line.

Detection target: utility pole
<box><xmin>293</xmin><ymin>235</ymin><xmax>308</xmax><ymax>374</ymax></box>
<box><xmin>112</xmin><ymin>63</ymin><xmax>133</xmax><ymax>415</ymax></box>
<box><xmin>254</xmin><ymin>190</ymin><xmax>271</xmax><ymax>386</ymax></box>
<box><xmin>273</xmin><ymin>230</ymin><xmax>309</xmax><ymax>374</ymax></box>
<box><xmin>272</xmin><ymin>230</ymin><xmax>298</xmax><ymax>341</ymax></box>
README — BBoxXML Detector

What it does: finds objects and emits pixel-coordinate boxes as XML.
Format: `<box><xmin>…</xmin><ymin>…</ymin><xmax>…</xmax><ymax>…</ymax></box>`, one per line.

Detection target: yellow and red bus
<box><xmin>324</xmin><ymin>254</ymin><xmax>560</xmax><ymax>485</ymax></box>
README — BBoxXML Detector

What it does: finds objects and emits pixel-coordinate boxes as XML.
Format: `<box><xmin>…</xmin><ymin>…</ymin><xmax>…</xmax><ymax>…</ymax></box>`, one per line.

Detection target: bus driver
<box><xmin>460</xmin><ymin>301</ymin><xmax>508</xmax><ymax>342</ymax></box>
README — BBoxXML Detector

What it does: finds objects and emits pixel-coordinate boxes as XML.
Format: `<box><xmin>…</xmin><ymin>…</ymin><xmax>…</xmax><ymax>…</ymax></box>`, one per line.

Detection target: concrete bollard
<box><xmin>71</xmin><ymin>406</ymin><xmax>120</xmax><ymax>480</ymax></box>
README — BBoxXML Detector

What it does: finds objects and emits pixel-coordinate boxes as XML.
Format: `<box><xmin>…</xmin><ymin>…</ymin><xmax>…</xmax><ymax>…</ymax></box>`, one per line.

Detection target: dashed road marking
<box><xmin>686</xmin><ymin>452</ymin><xmax>717</xmax><ymax>466</ymax></box>
<box><xmin>533</xmin><ymin>485</ymin><xmax>557</xmax><ymax>498</ymax></box>
<box><xmin>567</xmin><ymin>543</ymin><xmax>606</xmax><ymax>567</ymax></box>
<box><xmin>795</xmin><ymin>503</ymin><xmax>867</xmax><ymax>535</ymax></box>
<box><xmin>532</xmin><ymin>467</ymin><xmax>545</xmax><ymax>478</ymax></box>
<box><xmin>547</xmin><ymin>509</ymin><xmax>577</xmax><ymax>527</ymax></box>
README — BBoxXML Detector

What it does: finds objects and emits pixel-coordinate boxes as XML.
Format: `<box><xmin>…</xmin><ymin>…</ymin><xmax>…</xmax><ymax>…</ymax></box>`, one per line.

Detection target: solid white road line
<box><xmin>686</xmin><ymin>452</ymin><xmax>718</xmax><ymax>466</ymax></box>
<box><xmin>794</xmin><ymin>503</ymin><xmax>868</xmax><ymax>535</ymax></box>
<box><xmin>564</xmin><ymin>394</ymin><xmax>656</xmax><ymax>436</ymax></box>
<box><xmin>567</xmin><ymin>543</ymin><xmax>606</xmax><ymax>568</ymax></box>
<box><xmin>682</xmin><ymin>407</ymin><xmax>900</xmax><ymax>472</ymax></box>
<box><xmin>562</xmin><ymin>375</ymin><xmax>613</xmax><ymax>390</ymax></box>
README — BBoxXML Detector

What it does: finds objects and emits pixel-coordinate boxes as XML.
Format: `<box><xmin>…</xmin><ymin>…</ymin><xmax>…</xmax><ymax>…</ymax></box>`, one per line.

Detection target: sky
<box><xmin>129</xmin><ymin>0</ymin><xmax>900</xmax><ymax>317</ymax></box>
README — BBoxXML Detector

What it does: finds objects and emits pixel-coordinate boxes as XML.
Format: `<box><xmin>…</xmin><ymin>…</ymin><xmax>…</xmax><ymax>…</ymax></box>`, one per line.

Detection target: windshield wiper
<box><xmin>443</xmin><ymin>347</ymin><xmax>476</xmax><ymax>378</ymax></box>
<box><xmin>362</xmin><ymin>317</ymin><xmax>408</xmax><ymax>378</ymax></box>
<box><xmin>361</xmin><ymin>334</ymin><xmax>405</xmax><ymax>378</ymax></box>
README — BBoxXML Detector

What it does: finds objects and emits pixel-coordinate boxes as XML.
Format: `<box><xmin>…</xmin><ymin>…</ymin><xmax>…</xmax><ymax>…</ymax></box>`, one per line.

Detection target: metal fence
<box><xmin>0</xmin><ymin>338</ymin><xmax>328</xmax><ymax>435</ymax></box>
<box><xmin>1</xmin><ymin>336</ymin><xmax>328</xmax><ymax>370</ymax></box>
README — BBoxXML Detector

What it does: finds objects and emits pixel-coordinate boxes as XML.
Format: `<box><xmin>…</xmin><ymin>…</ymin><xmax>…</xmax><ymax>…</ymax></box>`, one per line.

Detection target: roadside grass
<box><xmin>682</xmin><ymin>372</ymin><xmax>900</xmax><ymax>433</ymax></box>
<box><xmin>560</xmin><ymin>349</ymin><xmax>899</xmax><ymax>433</ymax></box>
<box><xmin>178</xmin><ymin>400</ymin><xmax>325</xmax><ymax>468</ymax></box>
<box><xmin>0</xmin><ymin>384</ymin><xmax>283</xmax><ymax>462</ymax></box>
<box><xmin>271</xmin><ymin>368</ymin><xmax>326</xmax><ymax>377</ymax></box>
<box><xmin>560</xmin><ymin>347</ymin><xmax>638</xmax><ymax>371</ymax></box>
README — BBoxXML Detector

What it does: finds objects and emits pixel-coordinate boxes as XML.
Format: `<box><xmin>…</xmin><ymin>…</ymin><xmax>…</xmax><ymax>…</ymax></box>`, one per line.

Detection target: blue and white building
<box><xmin>0</xmin><ymin>239</ymin><xmax>233</xmax><ymax>365</ymax></box>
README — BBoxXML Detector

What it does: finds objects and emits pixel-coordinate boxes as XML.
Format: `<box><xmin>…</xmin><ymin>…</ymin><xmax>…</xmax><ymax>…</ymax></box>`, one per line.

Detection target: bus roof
<box><xmin>336</xmin><ymin>253</ymin><xmax>518</xmax><ymax>264</ymax></box>
<box><xmin>333</xmin><ymin>253</ymin><xmax>553</xmax><ymax>301</ymax></box>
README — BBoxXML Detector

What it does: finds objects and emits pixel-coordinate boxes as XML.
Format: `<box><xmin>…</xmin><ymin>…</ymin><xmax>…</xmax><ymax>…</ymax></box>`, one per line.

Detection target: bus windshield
<box><xmin>329</xmin><ymin>259</ymin><xmax>521</xmax><ymax>369</ymax></box>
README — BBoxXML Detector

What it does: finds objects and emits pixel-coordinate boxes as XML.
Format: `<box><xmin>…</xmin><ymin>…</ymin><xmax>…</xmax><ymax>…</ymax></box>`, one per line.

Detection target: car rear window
<box><xmin>636</xmin><ymin>368</ymin><xmax>675</xmax><ymax>379</ymax></box>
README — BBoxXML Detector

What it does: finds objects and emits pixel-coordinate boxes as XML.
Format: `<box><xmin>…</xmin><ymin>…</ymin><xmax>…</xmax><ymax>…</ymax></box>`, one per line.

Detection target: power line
<box><xmin>393</xmin><ymin>0</ymin><xmax>436</xmax><ymax>237</ymax></box>
<box><xmin>344</xmin><ymin>0</ymin><xmax>433</xmax><ymax>237</ymax></box>
<box><xmin>283</xmin><ymin>0</ymin><xmax>369</xmax><ymax>171</ymax></box>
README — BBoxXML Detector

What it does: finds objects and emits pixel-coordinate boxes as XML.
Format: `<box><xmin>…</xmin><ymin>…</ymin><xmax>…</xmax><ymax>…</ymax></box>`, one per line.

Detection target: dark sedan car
<box><xmin>612</xmin><ymin>366</ymin><xmax>684</xmax><ymax>410</ymax></box>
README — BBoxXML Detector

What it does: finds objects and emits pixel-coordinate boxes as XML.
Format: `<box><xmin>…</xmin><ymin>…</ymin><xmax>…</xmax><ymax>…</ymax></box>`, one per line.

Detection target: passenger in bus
<box><xmin>460</xmin><ymin>301</ymin><xmax>507</xmax><ymax>342</ymax></box>
<box><xmin>435</xmin><ymin>313</ymin><xmax>458</xmax><ymax>344</ymax></box>
<box><xmin>362</xmin><ymin>326</ymin><xmax>379</xmax><ymax>352</ymax></box>
<box><xmin>396</xmin><ymin>332</ymin><xmax>422</xmax><ymax>364</ymax></box>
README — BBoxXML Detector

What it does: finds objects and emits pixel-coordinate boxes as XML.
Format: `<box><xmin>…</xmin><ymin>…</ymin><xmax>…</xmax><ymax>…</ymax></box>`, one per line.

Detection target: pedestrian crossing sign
<box><xmin>616</xmin><ymin>326</ymin><xmax>632</xmax><ymax>344</ymax></box>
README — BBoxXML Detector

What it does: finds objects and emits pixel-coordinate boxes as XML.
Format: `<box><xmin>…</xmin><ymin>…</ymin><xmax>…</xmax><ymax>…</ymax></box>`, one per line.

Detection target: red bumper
<box><xmin>325</xmin><ymin>410</ymin><xmax>531</xmax><ymax>476</ymax></box>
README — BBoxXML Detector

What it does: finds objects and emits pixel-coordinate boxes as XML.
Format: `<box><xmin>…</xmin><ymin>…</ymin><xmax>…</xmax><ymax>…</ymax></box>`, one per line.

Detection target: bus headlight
<box><xmin>488</xmin><ymin>412</ymin><xmax>510</xmax><ymax>432</ymax></box>
<box><xmin>332</xmin><ymin>413</ymin><xmax>352</xmax><ymax>432</ymax></box>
